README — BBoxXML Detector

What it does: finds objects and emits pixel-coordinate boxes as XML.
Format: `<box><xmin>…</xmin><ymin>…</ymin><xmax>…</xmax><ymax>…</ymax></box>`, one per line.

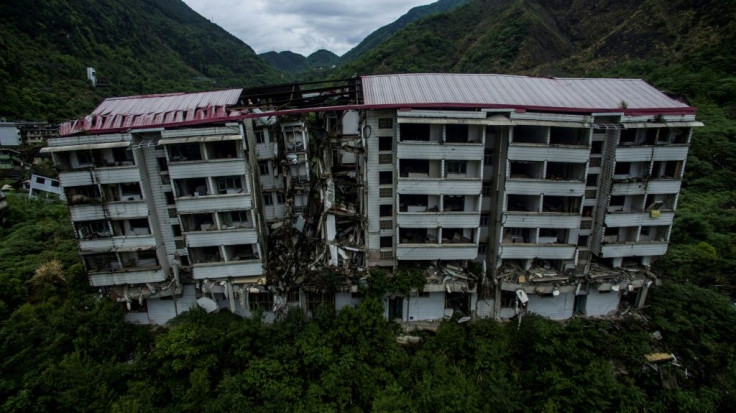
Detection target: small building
<box><xmin>27</xmin><ymin>174</ymin><xmax>65</xmax><ymax>200</ymax></box>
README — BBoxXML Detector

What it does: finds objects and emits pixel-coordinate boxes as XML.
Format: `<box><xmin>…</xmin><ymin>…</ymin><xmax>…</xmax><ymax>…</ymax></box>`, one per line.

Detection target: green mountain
<box><xmin>260</xmin><ymin>49</ymin><xmax>339</xmax><ymax>75</ymax></box>
<box><xmin>339</xmin><ymin>0</ymin><xmax>469</xmax><ymax>64</ymax></box>
<box><xmin>0</xmin><ymin>0</ymin><xmax>281</xmax><ymax>123</ymax></box>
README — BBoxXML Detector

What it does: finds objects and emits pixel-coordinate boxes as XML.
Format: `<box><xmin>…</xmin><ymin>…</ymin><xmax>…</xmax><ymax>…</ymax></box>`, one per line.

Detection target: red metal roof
<box><xmin>360</xmin><ymin>73</ymin><xmax>695</xmax><ymax>115</ymax></box>
<box><xmin>59</xmin><ymin>89</ymin><xmax>243</xmax><ymax>136</ymax></box>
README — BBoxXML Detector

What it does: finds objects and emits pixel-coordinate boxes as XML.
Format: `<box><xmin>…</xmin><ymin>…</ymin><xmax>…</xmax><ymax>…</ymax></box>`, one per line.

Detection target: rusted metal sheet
<box><xmin>60</xmin><ymin>89</ymin><xmax>243</xmax><ymax>136</ymax></box>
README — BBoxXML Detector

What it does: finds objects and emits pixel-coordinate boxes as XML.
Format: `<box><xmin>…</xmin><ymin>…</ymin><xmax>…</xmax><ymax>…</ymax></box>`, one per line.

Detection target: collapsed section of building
<box><xmin>44</xmin><ymin>73</ymin><xmax>702</xmax><ymax>324</ymax></box>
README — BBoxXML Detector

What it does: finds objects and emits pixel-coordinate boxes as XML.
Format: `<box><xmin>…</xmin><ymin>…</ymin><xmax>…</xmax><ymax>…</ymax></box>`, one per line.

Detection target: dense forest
<box><xmin>0</xmin><ymin>196</ymin><xmax>735</xmax><ymax>411</ymax></box>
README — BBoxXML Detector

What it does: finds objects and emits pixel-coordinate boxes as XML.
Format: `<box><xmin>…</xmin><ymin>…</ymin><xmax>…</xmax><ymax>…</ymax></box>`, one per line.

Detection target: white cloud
<box><xmin>182</xmin><ymin>0</ymin><xmax>429</xmax><ymax>56</ymax></box>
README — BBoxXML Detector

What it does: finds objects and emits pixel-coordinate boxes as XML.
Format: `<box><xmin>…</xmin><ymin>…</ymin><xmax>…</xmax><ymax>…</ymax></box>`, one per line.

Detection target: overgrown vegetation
<box><xmin>1</xmin><ymin>196</ymin><xmax>735</xmax><ymax>411</ymax></box>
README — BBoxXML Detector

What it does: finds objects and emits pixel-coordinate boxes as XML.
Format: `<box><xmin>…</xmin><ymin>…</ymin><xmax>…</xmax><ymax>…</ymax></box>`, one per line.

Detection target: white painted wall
<box><xmin>585</xmin><ymin>289</ymin><xmax>620</xmax><ymax>317</ymax></box>
<box><xmin>526</xmin><ymin>291</ymin><xmax>574</xmax><ymax>320</ymax></box>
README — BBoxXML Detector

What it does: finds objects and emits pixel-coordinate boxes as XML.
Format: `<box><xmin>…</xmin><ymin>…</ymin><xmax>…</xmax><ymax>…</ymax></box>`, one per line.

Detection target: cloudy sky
<box><xmin>182</xmin><ymin>0</ymin><xmax>430</xmax><ymax>56</ymax></box>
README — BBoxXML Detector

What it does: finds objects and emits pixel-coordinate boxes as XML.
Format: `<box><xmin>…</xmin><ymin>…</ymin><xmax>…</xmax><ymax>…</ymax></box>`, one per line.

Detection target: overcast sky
<box><xmin>182</xmin><ymin>0</ymin><xmax>430</xmax><ymax>56</ymax></box>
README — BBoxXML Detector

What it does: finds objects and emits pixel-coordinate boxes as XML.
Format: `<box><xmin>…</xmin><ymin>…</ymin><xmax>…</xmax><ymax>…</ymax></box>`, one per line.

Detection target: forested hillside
<box><xmin>339</xmin><ymin>0</ymin><xmax>736</xmax><ymax>290</ymax></box>
<box><xmin>0</xmin><ymin>0</ymin><xmax>281</xmax><ymax>122</ymax></box>
<box><xmin>0</xmin><ymin>196</ymin><xmax>734</xmax><ymax>411</ymax></box>
<box><xmin>339</xmin><ymin>0</ymin><xmax>469</xmax><ymax>64</ymax></box>
<box><xmin>260</xmin><ymin>49</ymin><xmax>339</xmax><ymax>77</ymax></box>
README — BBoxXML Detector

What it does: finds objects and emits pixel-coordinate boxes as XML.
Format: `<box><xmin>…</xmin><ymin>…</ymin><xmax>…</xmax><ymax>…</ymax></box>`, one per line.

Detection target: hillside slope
<box><xmin>260</xmin><ymin>49</ymin><xmax>339</xmax><ymax>75</ymax></box>
<box><xmin>339</xmin><ymin>0</ymin><xmax>469</xmax><ymax>64</ymax></box>
<box><xmin>0</xmin><ymin>0</ymin><xmax>280</xmax><ymax>122</ymax></box>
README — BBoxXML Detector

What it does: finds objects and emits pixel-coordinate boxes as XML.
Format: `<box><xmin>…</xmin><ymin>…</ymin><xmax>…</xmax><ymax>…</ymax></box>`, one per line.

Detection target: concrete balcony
<box><xmin>396</xmin><ymin>142</ymin><xmax>483</xmax><ymax>160</ymax></box>
<box><xmin>70</xmin><ymin>205</ymin><xmax>105</xmax><ymax>221</ymax></box>
<box><xmin>600</xmin><ymin>242</ymin><xmax>668</xmax><ymax>258</ymax></box>
<box><xmin>192</xmin><ymin>260</ymin><xmax>264</xmax><ymax>280</ymax></box>
<box><xmin>104</xmin><ymin>201</ymin><xmax>149</xmax><ymax>219</ymax></box>
<box><xmin>184</xmin><ymin>228</ymin><xmax>258</xmax><ymax>248</ymax></box>
<box><xmin>95</xmin><ymin>165</ymin><xmax>140</xmax><ymax>184</ymax></box>
<box><xmin>79</xmin><ymin>235</ymin><xmax>156</xmax><ymax>252</ymax></box>
<box><xmin>397</xmin><ymin>212</ymin><xmax>479</xmax><ymax>228</ymax></box>
<box><xmin>396</xmin><ymin>244</ymin><xmax>478</xmax><ymax>260</ymax></box>
<box><xmin>508</xmin><ymin>144</ymin><xmax>589</xmax><ymax>163</ymax></box>
<box><xmin>89</xmin><ymin>267</ymin><xmax>166</xmax><ymax>287</ymax></box>
<box><xmin>175</xmin><ymin>194</ymin><xmax>252</xmax><ymax>214</ymax></box>
<box><xmin>605</xmin><ymin>211</ymin><xmax>675</xmax><ymax>227</ymax></box>
<box><xmin>611</xmin><ymin>179</ymin><xmax>681</xmax><ymax>195</ymax></box>
<box><xmin>503</xmin><ymin>212</ymin><xmax>580</xmax><ymax>228</ymax></box>
<box><xmin>397</xmin><ymin>178</ymin><xmax>481</xmax><ymax>195</ymax></box>
<box><xmin>505</xmin><ymin>179</ymin><xmax>585</xmax><ymax>196</ymax></box>
<box><xmin>499</xmin><ymin>244</ymin><xmax>576</xmax><ymax>260</ymax></box>
<box><xmin>169</xmin><ymin>158</ymin><xmax>247</xmax><ymax>179</ymax></box>
<box><xmin>615</xmin><ymin>145</ymin><xmax>688</xmax><ymax>162</ymax></box>
<box><xmin>59</xmin><ymin>170</ymin><xmax>93</xmax><ymax>187</ymax></box>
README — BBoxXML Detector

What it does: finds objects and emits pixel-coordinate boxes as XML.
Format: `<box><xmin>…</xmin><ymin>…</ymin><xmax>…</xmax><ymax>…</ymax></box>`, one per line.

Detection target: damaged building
<box><xmin>43</xmin><ymin>74</ymin><xmax>701</xmax><ymax>324</ymax></box>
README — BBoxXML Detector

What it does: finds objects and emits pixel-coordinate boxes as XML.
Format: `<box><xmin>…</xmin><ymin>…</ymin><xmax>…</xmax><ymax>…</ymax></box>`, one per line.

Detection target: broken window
<box><xmin>172</xmin><ymin>224</ymin><xmax>182</xmax><ymax>237</ymax></box>
<box><xmin>157</xmin><ymin>157</ymin><xmax>168</xmax><ymax>171</ymax></box>
<box><xmin>75</xmin><ymin>220</ymin><xmax>110</xmax><ymax>239</ymax></box>
<box><xmin>500</xmin><ymin>290</ymin><xmax>517</xmax><ymax>308</ymax></box>
<box><xmin>507</xmin><ymin>194</ymin><xmax>540</xmax><ymax>212</ymax></box>
<box><xmin>513</xmin><ymin>125</ymin><xmax>546</xmax><ymax>144</ymax></box>
<box><xmin>180</xmin><ymin>213</ymin><xmax>215</xmax><ymax>232</ymax></box>
<box><xmin>378</xmin><ymin>118</ymin><xmax>393</xmax><ymax>129</ymax></box>
<box><xmin>307</xmin><ymin>291</ymin><xmax>335</xmax><ymax>312</ymax></box>
<box><xmin>379</xmin><ymin>171</ymin><xmax>393</xmax><ymax>185</ymax></box>
<box><xmin>380</xmin><ymin>236</ymin><xmax>393</xmax><ymax>248</ymax></box>
<box><xmin>542</xmin><ymin>195</ymin><xmax>580</xmax><ymax>213</ymax></box>
<box><xmin>443</xmin><ymin>195</ymin><xmax>465</xmax><ymax>212</ymax></box>
<box><xmin>399</xmin><ymin>159</ymin><xmax>430</xmax><ymax>178</ymax></box>
<box><xmin>378</xmin><ymin>136</ymin><xmax>392</xmax><ymax>151</ymax></box>
<box><xmin>84</xmin><ymin>253</ymin><xmax>121</xmax><ymax>272</ymax></box>
<box><xmin>224</xmin><ymin>244</ymin><xmax>258</xmax><ymax>261</ymax></box>
<box><xmin>165</xmin><ymin>191</ymin><xmax>175</xmax><ymax>205</ymax></box>
<box><xmin>399</xmin><ymin>194</ymin><xmax>438</xmax><ymax>212</ymax></box>
<box><xmin>586</xmin><ymin>173</ymin><xmax>599</xmax><ymax>186</ymax></box>
<box><xmin>249</xmin><ymin>292</ymin><xmax>273</xmax><ymax>312</ymax></box>
<box><xmin>174</xmin><ymin>178</ymin><xmax>208</xmax><ymax>198</ymax></box>
<box><xmin>219</xmin><ymin>210</ymin><xmax>251</xmax><ymax>229</ymax></box>
<box><xmin>258</xmin><ymin>161</ymin><xmax>270</xmax><ymax>175</ymax></box>
<box><xmin>399</xmin><ymin>123</ymin><xmax>430</xmax><ymax>141</ymax></box>
<box><xmin>379</xmin><ymin>204</ymin><xmax>393</xmax><ymax>217</ymax></box>
<box><xmin>653</xmin><ymin>161</ymin><xmax>682</xmax><ymax>179</ymax></box>
<box><xmin>445</xmin><ymin>292</ymin><xmax>470</xmax><ymax>316</ymax></box>
<box><xmin>509</xmin><ymin>161</ymin><xmax>543</xmax><ymax>179</ymax></box>
<box><xmin>480</xmin><ymin>215</ymin><xmax>489</xmax><ymax>226</ymax></box>
<box><xmin>168</xmin><ymin>143</ymin><xmax>202</xmax><ymax>162</ymax></box>
<box><xmin>591</xmin><ymin>141</ymin><xmax>603</xmax><ymax>154</ymax></box>
<box><xmin>546</xmin><ymin>162</ymin><xmax>585</xmax><ymax>181</ymax></box>
<box><xmin>504</xmin><ymin>227</ymin><xmax>532</xmax><ymax>243</ymax></box>
<box><xmin>539</xmin><ymin>228</ymin><xmax>568</xmax><ymax>244</ymax></box>
<box><xmin>442</xmin><ymin>228</ymin><xmax>474</xmax><ymax>244</ymax></box>
<box><xmin>208</xmin><ymin>140</ymin><xmax>239</xmax><ymax>159</ymax></box>
<box><xmin>446</xmin><ymin>124</ymin><xmax>469</xmax><ymax>143</ymax></box>
<box><xmin>549</xmin><ymin>127</ymin><xmax>588</xmax><ymax>146</ymax></box>
<box><xmin>399</xmin><ymin>227</ymin><xmax>437</xmax><ymax>244</ymax></box>
<box><xmin>445</xmin><ymin>160</ymin><xmax>467</xmax><ymax>175</ymax></box>
<box><xmin>263</xmin><ymin>192</ymin><xmax>273</xmax><ymax>206</ymax></box>
<box><xmin>66</xmin><ymin>185</ymin><xmax>101</xmax><ymax>205</ymax></box>
<box><xmin>255</xmin><ymin>130</ymin><xmax>266</xmax><ymax>144</ymax></box>
<box><xmin>189</xmin><ymin>246</ymin><xmax>222</xmax><ymax>264</ymax></box>
<box><xmin>216</xmin><ymin>176</ymin><xmax>243</xmax><ymax>194</ymax></box>
<box><xmin>478</xmin><ymin>243</ymin><xmax>488</xmax><ymax>254</ymax></box>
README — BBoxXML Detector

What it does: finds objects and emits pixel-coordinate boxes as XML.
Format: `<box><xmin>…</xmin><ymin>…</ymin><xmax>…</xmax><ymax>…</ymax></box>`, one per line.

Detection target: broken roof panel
<box><xmin>361</xmin><ymin>73</ymin><xmax>694</xmax><ymax>115</ymax></box>
<box><xmin>59</xmin><ymin>89</ymin><xmax>244</xmax><ymax>136</ymax></box>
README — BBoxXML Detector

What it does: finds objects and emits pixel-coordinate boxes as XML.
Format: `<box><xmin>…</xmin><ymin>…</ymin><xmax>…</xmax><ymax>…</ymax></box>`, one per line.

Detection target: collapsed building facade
<box><xmin>44</xmin><ymin>73</ymin><xmax>701</xmax><ymax>324</ymax></box>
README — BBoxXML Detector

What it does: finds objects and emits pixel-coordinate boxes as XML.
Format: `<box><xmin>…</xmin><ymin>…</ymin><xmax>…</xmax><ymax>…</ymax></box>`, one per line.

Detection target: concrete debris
<box><xmin>196</xmin><ymin>297</ymin><xmax>218</xmax><ymax>313</ymax></box>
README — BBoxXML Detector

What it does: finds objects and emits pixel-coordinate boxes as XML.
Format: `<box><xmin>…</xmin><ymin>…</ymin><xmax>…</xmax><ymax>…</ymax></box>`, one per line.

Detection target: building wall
<box><xmin>584</xmin><ymin>289</ymin><xmax>620</xmax><ymax>317</ymax></box>
<box><xmin>526</xmin><ymin>292</ymin><xmax>574</xmax><ymax>320</ymax></box>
